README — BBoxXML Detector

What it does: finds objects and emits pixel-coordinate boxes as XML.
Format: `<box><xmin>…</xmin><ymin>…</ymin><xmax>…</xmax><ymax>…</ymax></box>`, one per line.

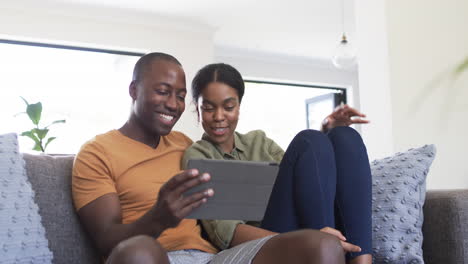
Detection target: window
<box><xmin>0</xmin><ymin>41</ymin><xmax>348</xmax><ymax>153</ymax></box>
<box><xmin>237</xmin><ymin>80</ymin><xmax>345</xmax><ymax>149</ymax></box>
<box><xmin>0</xmin><ymin>40</ymin><xmax>142</xmax><ymax>153</ymax></box>
<box><xmin>306</xmin><ymin>92</ymin><xmax>345</xmax><ymax>130</ymax></box>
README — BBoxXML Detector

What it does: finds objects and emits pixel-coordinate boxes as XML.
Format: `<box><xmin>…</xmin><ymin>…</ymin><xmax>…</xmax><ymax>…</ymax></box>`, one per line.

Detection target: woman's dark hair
<box><xmin>191</xmin><ymin>63</ymin><xmax>245</xmax><ymax>104</ymax></box>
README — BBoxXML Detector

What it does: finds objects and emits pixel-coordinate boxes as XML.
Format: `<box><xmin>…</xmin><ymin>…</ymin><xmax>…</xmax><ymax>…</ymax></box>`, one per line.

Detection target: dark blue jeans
<box><xmin>261</xmin><ymin>127</ymin><xmax>372</xmax><ymax>259</ymax></box>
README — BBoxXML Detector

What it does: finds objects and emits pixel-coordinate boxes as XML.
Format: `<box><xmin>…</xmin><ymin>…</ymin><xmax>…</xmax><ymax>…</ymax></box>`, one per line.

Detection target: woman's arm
<box><xmin>267</xmin><ymin>137</ymin><xmax>285</xmax><ymax>163</ymax></box>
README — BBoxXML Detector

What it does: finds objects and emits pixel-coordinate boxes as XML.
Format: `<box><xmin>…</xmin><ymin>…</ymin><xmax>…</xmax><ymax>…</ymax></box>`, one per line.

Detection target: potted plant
<box><xmin>17</xmin><ymin>97</ymin><xmax>65</xmax><ymax>153</ymax></box>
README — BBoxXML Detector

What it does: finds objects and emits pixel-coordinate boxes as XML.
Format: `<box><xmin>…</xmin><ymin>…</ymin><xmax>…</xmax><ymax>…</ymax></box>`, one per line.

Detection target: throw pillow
<box><xmin>371</xmin><ymin>144</ymin><xmax>436</xmax><ymax>264</ymax></box>
<box><xmin>0</xmin><ymin>133</ymin><xmax>53</xmax><ymax>263</ymax></box>
<box><xmin>23</xmin><ymin>153</ymin><xmax>101</xmax><ymax>263</ymax></box>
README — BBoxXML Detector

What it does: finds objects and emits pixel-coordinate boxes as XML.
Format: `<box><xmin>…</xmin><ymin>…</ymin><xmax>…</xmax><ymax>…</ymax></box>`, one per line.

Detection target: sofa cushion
<box><xmin>23</xmin><ymin>153</ymin><xmax>100</xmax><ymax>264</ymax></box>
<box><xmin>422</xmin><ymin>190</ymin><xmax>468</xmax><ymax>264</ymax></box>
<box><xmin>371</xmin><ymin>144</ymin><xmax>436</xmax><ymax>264</ymax></box>
<box><xmin>0</xmin><ymin>133</ymin><xmax>53</xmax><ymax>263</ymax></box>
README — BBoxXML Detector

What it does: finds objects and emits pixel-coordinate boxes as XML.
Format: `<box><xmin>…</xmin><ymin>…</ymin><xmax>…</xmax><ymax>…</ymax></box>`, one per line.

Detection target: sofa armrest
<box><xmin>422</xmin><ymin>189</ymin><xmax>468</xmax><ymax>264</ymax></box>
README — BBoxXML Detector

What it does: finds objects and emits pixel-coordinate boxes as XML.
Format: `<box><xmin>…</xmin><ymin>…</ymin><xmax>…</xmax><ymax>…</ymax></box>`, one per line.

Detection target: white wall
<box><xmin>0</xmin><ymin>1</ymin><xmax>215</xmax><ymax>141</ymax></box>
<box><xmin>353</xmin><ymin>0</ymin><xmax>394</xmax><ymax>160</ymax></box>
<box><xmin>385</xmin><ymin>0</ymin><xmax>468</xmax><ymax>189</ymax></box>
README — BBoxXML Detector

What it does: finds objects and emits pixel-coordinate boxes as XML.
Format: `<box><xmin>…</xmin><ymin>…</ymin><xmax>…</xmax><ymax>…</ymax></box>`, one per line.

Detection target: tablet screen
<box><xmin>185</xmin><ymin>159</ymin><xmax>279</xmax><ymax>221</ymax></box>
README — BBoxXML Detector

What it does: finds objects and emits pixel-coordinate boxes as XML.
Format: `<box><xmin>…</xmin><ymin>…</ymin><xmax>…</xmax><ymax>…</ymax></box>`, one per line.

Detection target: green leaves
<box><xmin>17</xmin><ymin>97</ymin><xmax>65</xmax><ymax>153</ymax></box>
<box><xmin>454</xmin><ymin>56</ymin><xmax>468</xmax><ymax>78</ymax></box>
<box><xmin>21</xmin><ymin>96</ymin><xmax>42</xmax><ymax>125</ymax></box>
<box><xmin>21</xmin><ymin>129</ymin><xmax>44</xmax><ymax>152</ymax></box>
<box><xmin>44</xmin><ymin>137</ymin><xmax>56</xmax><ymax>150</ymax></box>
<box><xmin>34</xmin><ymin>128</ymin><xmax>49</xmax><ymax>139</ymax></box>
<box><xmin>27</xmin><ymin>102</ymin><xmax>42</xmax><ymax>125</ymax></box>
<box><xmin>46</xmin><ymin>120</ymin><xmax>66</xmax><ymax>128</ymax></box>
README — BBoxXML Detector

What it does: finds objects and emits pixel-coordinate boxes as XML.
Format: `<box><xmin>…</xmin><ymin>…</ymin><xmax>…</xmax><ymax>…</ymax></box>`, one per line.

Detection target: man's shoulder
<box><xmin>167</xmin><ymin>130</ymin><xmax>191</xmax><ymax>140</ymax></box>
<box><xmin>78</xmin><ymin>130</ymin><xmax>119</xmax><ymax>154</ymax></box>
<box><xmin>165</xmin><ymin>130</ymin><xmax>193</xmax><ymax>148</ymax></box>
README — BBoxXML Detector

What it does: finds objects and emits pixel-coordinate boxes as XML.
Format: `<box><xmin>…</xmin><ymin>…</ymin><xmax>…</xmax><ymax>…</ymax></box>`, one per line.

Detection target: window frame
<box><xmin>0</xmin><ymin>39</ymin><xmax>145</xmax><ymax>57</ymax></box>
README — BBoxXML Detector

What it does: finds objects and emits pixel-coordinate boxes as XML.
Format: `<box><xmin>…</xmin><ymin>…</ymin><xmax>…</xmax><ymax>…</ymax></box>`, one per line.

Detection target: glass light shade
<box><xmin>332</xmin><ymin>34</ymin><xmax>356</xmax><ymax>70</ymax></box>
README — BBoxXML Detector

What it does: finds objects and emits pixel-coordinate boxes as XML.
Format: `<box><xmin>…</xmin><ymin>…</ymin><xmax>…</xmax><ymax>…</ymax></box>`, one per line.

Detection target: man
<box><xmin>72</xmin><ymin>52</ymin><xmax>355</xmax><ymax>264</ymax></box>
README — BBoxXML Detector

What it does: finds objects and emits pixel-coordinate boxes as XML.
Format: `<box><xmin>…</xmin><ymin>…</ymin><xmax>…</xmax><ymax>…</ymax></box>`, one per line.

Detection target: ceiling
<box><xmin>16</xmin><ymin>0</ymin><xmax>357</xmax><ymax>61</ymax></box>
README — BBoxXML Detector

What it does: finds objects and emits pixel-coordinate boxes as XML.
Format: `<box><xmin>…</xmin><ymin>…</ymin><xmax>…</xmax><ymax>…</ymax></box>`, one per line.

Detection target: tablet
<box><xmin>184</xmin><ymin>159</ymin><xmax>279</xmax><ymax>221</ymax></box>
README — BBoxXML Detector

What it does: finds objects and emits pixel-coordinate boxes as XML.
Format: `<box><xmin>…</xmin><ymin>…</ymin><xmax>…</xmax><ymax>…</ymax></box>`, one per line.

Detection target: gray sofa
<box><xmin>23</xmin><ymin>153</ymin><xmax>468</xmax><ymax>264</ymax></box>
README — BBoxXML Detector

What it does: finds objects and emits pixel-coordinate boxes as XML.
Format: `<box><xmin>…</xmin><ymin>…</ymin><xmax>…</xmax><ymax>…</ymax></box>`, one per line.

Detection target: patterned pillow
<box><xmin>371</xmin><ymin>144</ymin><xmax>436</xmax><ymax>264</ymax></box>
<box><xmin>0</xmin><ymin>133</ymin><xmax>53</xmax><ymax>263</ymax></box>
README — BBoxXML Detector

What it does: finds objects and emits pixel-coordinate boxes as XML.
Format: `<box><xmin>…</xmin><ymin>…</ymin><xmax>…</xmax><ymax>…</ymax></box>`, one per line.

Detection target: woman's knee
<box><xmin>327</xmin><ymin>126</ymin><xmax>362</xmax><ymax>143</ymax></box>
<box><xmin>291</xmin><ymin>129</ymin><xmax>331</xmax><ymax>150</ymax></box>
<box><xmin>107</xmin><ymin>235</ymin><xmax>168</xmax><ymax>264</ymax></box>
<box><xmin>283</xmin><ymin>130</ymin><xmax>335</xmax><ymax>165</ymax></box>
<box><xmin>295</xmin><ymin>129</ymin><xmax>325</xmax><ymax>141</ymax></box>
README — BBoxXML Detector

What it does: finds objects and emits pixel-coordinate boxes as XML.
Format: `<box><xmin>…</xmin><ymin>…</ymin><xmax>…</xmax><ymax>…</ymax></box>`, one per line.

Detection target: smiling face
<box><xmin>130</xmin><ymin>59</ymin><xmax>186</xmax><ymax>137</ymax></box>
<box><xmin>200</xmin><ymin>82</ymin><xmax>240</xmax><ymax>153</ymax></box>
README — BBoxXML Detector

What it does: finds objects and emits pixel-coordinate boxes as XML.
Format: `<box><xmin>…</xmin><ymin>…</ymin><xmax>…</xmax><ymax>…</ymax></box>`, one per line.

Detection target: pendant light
<box><xmin>332</xmin><ymin>0</ymin><xmax>356</xmax><ymax>70</ymax></box>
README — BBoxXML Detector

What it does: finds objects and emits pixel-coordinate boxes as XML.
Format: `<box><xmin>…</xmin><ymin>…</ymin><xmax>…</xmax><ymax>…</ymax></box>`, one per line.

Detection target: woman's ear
<box><xmin>197</xmin><ymin>103</ymin><xmax>202</xmax><ymax>123</ymax></box>
<box><xmin>196</xmin><ymin>97</ymin><xmax>203</xmax><ymax>122</ymax></box>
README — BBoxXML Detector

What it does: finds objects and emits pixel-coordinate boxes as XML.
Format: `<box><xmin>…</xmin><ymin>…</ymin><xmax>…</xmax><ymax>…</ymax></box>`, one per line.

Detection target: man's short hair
<box><xmin>132</xmin><ymin>52</ymin><xmax>182</xmax><ymax>82</ymax></box>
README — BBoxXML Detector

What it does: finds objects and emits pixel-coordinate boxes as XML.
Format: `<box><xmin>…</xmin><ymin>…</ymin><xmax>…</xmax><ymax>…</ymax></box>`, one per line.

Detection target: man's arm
<box><xmin>77</xmin><ymin>169</ymin><xmax>213</xmax><ymax>257</ymax></box>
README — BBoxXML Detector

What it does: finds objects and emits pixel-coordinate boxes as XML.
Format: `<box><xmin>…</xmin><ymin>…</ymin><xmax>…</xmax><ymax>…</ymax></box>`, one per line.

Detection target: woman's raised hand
<box><xmin>321</xmin><ymin>104</ymin><xmax>369</xmax><ymax>132</ymax></box>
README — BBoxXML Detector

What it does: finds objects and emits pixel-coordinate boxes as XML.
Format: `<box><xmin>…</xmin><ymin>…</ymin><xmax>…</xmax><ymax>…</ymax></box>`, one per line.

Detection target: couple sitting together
<box><xmin>72</xmin><ymin>52</ymin><xmax>372</xmax><ymax>264</ymax></box>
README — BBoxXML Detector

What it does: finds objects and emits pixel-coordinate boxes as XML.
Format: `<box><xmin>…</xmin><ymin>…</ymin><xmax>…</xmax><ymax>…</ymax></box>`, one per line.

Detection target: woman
<box><xmin>182</xmin><ymin>63</ymin><xmax>372</xmax><ymax>264</ymax></box>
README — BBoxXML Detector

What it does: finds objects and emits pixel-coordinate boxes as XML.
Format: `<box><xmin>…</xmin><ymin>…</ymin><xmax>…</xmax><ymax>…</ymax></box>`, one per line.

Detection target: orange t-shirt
<box><xmin>72</xmin><ymin>130</ymin><xmax>217</xmax><ymax>253</ymax></box>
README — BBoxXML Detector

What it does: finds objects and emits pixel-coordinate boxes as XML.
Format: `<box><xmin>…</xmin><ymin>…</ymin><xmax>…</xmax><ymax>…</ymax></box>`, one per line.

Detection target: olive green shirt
<box><xmin>182</xmin><ymin>130</ymin><xmax>284</xmax><ymax>250</ymax></box>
